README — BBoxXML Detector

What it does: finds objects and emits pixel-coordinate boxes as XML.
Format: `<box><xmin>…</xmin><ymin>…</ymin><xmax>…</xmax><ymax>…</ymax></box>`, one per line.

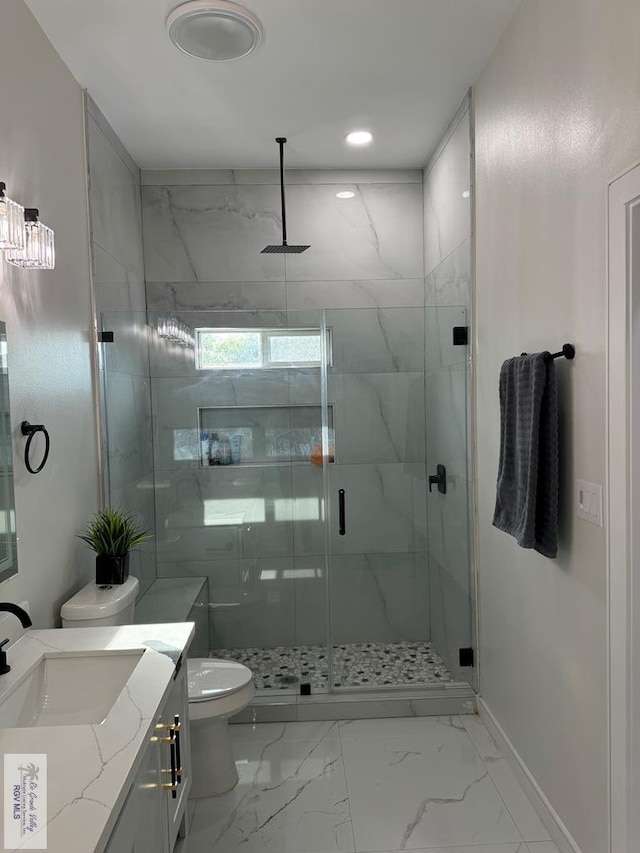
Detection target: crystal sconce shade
<box><xmin>157</xmin><ymin>316</ymin><xmax>194</xmax><ymax>348</ymax></box>
<box><xmin>6</xmin><ymin>208</ymin><xmax>55</xmax><ymax>270</ymax></box>
<box><xmin>0</xmin><ymin>183</ymin><xmax>25</xmax><ymax>251</ymax></box>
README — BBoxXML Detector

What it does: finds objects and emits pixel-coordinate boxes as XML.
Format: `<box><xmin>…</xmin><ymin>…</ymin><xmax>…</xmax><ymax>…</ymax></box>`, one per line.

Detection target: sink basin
<box><xmin>0</xmin><ymin>649</ymin><xmax>145</xmax><ymax>727</ymax></box>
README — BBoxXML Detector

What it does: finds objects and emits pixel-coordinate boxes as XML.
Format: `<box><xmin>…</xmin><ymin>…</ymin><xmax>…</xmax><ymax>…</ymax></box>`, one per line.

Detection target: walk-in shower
<box><xmin>91</xmin><ymin>96</ymin><xmax>476</xmax><ymax>713</ymax></box>
<box><xmin>100</xmin><ymin>301</ymin><xmax>474</xmax><ymax>699</ymax></box>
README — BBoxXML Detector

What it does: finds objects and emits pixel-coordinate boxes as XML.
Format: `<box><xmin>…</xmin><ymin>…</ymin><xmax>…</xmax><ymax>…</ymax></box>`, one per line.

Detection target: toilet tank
<box><xmin>61</xmin><ymin>576</ymin><xmax>139</xmax><ymax>628</ymax></box>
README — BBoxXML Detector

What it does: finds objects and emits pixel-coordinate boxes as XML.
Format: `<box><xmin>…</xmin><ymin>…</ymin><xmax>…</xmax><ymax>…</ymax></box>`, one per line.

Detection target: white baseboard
<box><xmin>478</xmin><ymin>698</ymin><xmax>584</xmax><ymax>853</ymax></box>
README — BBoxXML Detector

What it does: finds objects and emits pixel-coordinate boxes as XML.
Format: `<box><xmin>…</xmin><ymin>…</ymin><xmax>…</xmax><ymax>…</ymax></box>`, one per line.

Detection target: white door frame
<box><xmin>608</xmin><ymin>160</ymin><xmax>640</xmax><ymax>853</ymax></box>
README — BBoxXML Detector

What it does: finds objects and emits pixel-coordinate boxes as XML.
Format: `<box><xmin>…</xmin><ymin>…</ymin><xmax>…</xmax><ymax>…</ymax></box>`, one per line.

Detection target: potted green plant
<box><xmin>79</xmin><ymin>508</ymin><xmax>151</xmax><ymax>585</ymax></box>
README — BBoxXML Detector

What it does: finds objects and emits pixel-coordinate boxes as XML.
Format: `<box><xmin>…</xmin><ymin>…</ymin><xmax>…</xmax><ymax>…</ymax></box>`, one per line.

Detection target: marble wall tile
<box><xmin>88</xmin><ymin>115</ymin><xmax>144</xmax><ymax>280</ymax></box>
<box><xmin>425</xmin><ymin>306</ymin><xmax>468</xmax><ymax>372</ymax></box>
<box><xmin>291</xmin><ymin>465</ymin><xmax>326</xmax><ymax>557</ymax></box>
<box><xmin>329</xmin><ymin>553</ymin><xmax>429</xmax><ymax>644</ymax></box>
<box><xmin>154</xmin><ymin>466</ymin><xmax>295</xmax><ymax>561</ymax></box>
<box><xmin>427</xmin><ymin>471</ymin><xmax>472</xmax><ymax>596</ymax></box>
<box><xmin>327</xmin><ymin>308</ymin><xmax>425</xmax><ymax>374</ymax></box>
<box><xmin>142</xmin><ymin>168</ymin><xmax>423</xmax><ymax>186</ymax></box>
<box><xmin>293</xmin><ymin>555</ymin><xmax>329</xmax><ymax>646</ymax></box>
<box><xmin>282</xmin><ymin>183</ymin><xmax>423</xmax><ymax>281</ymax></box>
<box><xmin>425</xmin><ymin>364</ymin><xmax>468</xmax><ymax>479</ymax></box>
<box><xmin>93</xmin><ymin>244</ymin><xmax>146</xmax><ymax>314</ymax></box>
<box><xmin>429</xmin><ymin>556</ymin><xmax>473</xmax><ymax>685</ymax></box>
<box><xmin>287</xmin><ymin>279</ymin><xmax>424</xmax><ymax>310</ymax></box>
<box><xmin>101</xmin><ymin>311</ymin><xmax>151</xmax><ymax>378</ymax></box>
<box><xmin>154</xmin><ymin>517</ymin><xmax>239</xmax><ymax>564</ymax></box>
<box><xmin>423</xmin><ymin>109</ymin><xmax>472</xmax><ymax>277</ymax></box>
<box><xmin>330</xmin><ymin>372</ymin><xmax>426</xmax><ymax>464</ymax></box>
<box><xmin>156</xmin><ymin>558</ymin><xmax>240</xmax><ymax>590</ymax></box>
<box><xmin>109</xmin><ymin>481</ymin><xmax>157</xmax><ymax>598</ymax></box>
<box><xmin>142</xmin><ymin>185</ymin><xmax>287</xmax><ymax>282</ymax></box>
<box><xmin>433</xmin><ymin>236</ymin><xmax>472</xmax><ymax>308</ymax></box>
<box><xmin>104</xmin><ymin>372</ymin><xmax>153</xmax><ymax>492</ymax></box>
<box><xmin>212</xmin><ymin>558</ymin><xmax>297</xmax><ymax>649</ymax></box>
<box><xmin>146</xmin><ymin>281</ymin><xmax>286</xmax><ymax>312</ymax></box>
<box><xmin>328</xmin><ymin>463</ymin><xmax>428</xmax><ymax>554</ymax></box>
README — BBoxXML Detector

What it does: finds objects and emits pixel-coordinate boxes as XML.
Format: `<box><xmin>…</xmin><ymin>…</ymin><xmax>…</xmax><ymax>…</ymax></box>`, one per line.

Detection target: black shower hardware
<box><xmin>428</xmin><ymin>464</ymin><xmax>447</xmax><ymax>495</ymax></box>
<box><xmin>0</xmin><ymin>602</ymin><xmax>32</xmax><ymax>676</ymax></box>
<box><xmin>261</xmin><ymin>138</ymin><xmax>310</xmax><ymax>254</ymax></box>
<box><xmin>452</xmin><ymin>326</ymin><xmax>468</xmax><ymax>346</ymax></box>
<box><xmin>338</xmin><ymin>488</ymin><xmax>346</xmax><ymax>535</ymax></box>
<box><xmin>520</xmin><ymin>343</ymin><xmax>575</xmax><ymax>361</ymax></box>
<box><xmin>21</xmin><ymin>420</ymin><xmax>50</xmax><ymax>474</ymax></box>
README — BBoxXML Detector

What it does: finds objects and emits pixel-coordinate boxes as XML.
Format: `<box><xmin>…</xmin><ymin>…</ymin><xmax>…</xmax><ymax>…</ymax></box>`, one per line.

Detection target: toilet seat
<box><xmin>187</xmin><ymin>659</ymin><xmax>254</xmax><ymax>721</ymax></box>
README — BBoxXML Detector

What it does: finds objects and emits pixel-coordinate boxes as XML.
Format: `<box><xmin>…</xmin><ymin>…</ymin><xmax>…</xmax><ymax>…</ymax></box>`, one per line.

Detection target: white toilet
<box><xmin>61</xmin><ymin>576</ymin><xmax>139</xmax><ymax>627</ymax></box>
<box><xmin>187</xmin><ymin>658</ymin><xmax>254</xmax><ymax>797</ymax></box>
<box><xmin>60</xmin><ymin>577</ymin><xmax>255</xmax><ymax>798</ymax></box>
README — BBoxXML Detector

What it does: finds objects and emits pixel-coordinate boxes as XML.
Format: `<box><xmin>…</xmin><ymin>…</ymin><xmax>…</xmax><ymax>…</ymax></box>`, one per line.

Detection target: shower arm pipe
<box><xmin>276</xmin><ymin>137</ymin><xmax>288</xmax><ymax>246</ymax></box>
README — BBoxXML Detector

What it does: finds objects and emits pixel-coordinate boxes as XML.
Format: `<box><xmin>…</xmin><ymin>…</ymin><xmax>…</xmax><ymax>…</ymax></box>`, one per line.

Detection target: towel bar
<box><xmin>520</xmin><ymin>343</ymin><xmax>575</xmax><ymax>361</ymax></box>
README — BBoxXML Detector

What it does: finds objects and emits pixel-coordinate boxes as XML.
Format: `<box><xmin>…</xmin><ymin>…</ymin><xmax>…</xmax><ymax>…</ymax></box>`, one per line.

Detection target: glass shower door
<box><xmin>150</xmin><ymin>307</ymin><xmax>331</xmax><ymax>694</ymax></box>
<box><xmin>324</xmin><ymin>305</ymin><xmax>473</xmax><ymax>690</ymax></box>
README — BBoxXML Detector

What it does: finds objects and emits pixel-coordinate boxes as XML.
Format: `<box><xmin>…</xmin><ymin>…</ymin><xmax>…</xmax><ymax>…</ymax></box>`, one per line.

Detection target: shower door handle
<box><xmin>338</xmin><ymin>489</ymin><xmax>346</xmax><ymax>535</ymax></box>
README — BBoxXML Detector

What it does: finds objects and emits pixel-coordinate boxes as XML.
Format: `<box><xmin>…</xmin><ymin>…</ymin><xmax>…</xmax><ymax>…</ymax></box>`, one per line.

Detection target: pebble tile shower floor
<box><xmin>213</xmin><ymin>641</ymin><xmax>452</xmax><ymax>690</ymax></box>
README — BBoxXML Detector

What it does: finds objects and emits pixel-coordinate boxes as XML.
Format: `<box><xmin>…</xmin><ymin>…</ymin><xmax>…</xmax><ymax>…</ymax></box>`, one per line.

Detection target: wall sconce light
<box><xmin>5</xmin><ymin>208</ymin><xmax>55</xmax><ymax>270</ymax></box>
<box><xmin>157</xmin><ymin>316</ymin><xmax>194</xmax><ymax>348</ymax></box>
<box><xmin>0</xmin><ymin>183</ymin><xmax>25</xmax><ymax>251</ymax></box>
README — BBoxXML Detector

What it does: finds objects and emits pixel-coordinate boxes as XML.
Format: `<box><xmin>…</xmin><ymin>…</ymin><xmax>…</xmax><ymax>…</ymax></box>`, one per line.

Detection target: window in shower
<box><xmin>195</xmin><ymin>327</ymin><xmax>331</xmax><ymax>371</ymax></box>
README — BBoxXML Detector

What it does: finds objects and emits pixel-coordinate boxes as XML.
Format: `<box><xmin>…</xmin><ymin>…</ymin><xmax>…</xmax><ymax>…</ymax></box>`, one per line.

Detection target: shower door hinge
<box><xmin>459</xmin><ymin>647</ymin><xmax>474</xmax><ymax>667</ymax></box>
<box><xmin>452</xmin><ymin>326</ymin><xmax>468</xmax><ymax>346</ymax></box>
<box><xmin>98</xmin><ymin>330</ymin><xmax>114</xmax><ymax>343</ymax></box>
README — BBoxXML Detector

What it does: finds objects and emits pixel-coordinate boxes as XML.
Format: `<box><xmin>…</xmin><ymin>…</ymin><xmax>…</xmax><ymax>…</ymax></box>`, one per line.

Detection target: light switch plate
<box><xmin>576</xmin><ymin>480</ymin><xmax>603</xmax><ymax>527</ymax></box>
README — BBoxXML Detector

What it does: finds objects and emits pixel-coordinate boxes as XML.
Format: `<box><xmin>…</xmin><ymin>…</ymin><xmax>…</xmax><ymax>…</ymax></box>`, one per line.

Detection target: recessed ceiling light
<box><xmin>346</xmin><ymin>131</ymin><xmax>373</xmax><ymax>146</ymax></box>
<box><xmin>336</xmin><ymin>191</ymin><xmax>355</xmax><ymax>199</ymax></box>
<box><xmin>462</xmin><ymin>190</ymin><xmax>471</xmax><ymax>199</ymax></box>
<box><xmin>166</xmin><ymin>1</ymin><xmax>263</xmax><ymax>62</ymax></box>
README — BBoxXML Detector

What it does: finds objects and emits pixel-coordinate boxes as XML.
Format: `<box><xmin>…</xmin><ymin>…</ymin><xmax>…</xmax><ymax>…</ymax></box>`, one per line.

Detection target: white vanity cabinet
<box><xmin>103</xmin><ymin>724</ymin><xmax>169</xmax><ymax>853</ymax></box>
<box><xmin>162</xmin><ymin>665</ymin><xmax>192</xmax><ymax>846</ymax></box>
<box><xmin>104</xmin><ymin>662</ymin><xmax>191</xmax><ymax>853</ymax></box>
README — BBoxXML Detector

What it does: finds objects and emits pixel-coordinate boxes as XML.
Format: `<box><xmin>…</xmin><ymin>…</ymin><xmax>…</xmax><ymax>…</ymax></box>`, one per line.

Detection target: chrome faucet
<box><xmin>0</xmin><ymin>602</ymin><xmax>32</xmax><ymax>676</ymax></box>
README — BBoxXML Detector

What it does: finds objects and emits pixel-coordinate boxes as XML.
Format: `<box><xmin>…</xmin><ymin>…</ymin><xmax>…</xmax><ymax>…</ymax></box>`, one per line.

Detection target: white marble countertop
<box><xmin>0</xmin><ymin>623</ymin><xmax>194</xmax><ymax>853</ymax></box>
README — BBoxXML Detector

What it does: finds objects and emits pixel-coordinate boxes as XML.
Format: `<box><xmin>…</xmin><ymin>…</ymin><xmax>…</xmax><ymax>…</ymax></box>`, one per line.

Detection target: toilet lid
<box><xmin>187</xmin><ymin>658</ymin><xmax>253</xmax><ymax>702</ymax></box>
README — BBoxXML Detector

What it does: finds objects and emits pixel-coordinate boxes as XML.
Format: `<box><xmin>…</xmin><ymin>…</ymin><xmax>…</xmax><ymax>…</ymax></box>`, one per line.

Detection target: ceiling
<box><xmin>25</xmin><ymin>0</ymin><xmax>520</xmax><ymax>170</ymax></box>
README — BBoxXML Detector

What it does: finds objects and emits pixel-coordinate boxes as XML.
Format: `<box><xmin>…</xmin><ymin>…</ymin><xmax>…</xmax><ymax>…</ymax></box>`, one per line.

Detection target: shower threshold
<box><xmin>230</xmin><ymin>683</ymin><xmax>477</xmax><ymax>724</ymax></box>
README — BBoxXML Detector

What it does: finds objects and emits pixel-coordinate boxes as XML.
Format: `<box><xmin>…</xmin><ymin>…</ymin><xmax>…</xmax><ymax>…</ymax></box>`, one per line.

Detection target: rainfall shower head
<box><xmin>261</xmin><ymin>244</ymin><xmax>308</xmax><ymax>254</ymax></box>
<box><xmin>261</xmin><ymin>137</ymin><xmax>310</xmax><ymax>254</ymax></box>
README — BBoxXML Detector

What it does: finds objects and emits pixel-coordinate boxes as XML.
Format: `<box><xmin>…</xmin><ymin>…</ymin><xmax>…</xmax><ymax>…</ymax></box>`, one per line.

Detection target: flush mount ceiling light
<box><xmin>346</xmin><ymin>130</ymin><xmax>373</xmax><ymax>146</ymax></box>
<box><xmin>166</xmin><ymin>1</ymin><xmax>263</xmax><ymax>62</ymax></box>
<box><xmin>336</xmin><ymin>191</ymin><xmax>355</xmax><ymax>199</ymax></box>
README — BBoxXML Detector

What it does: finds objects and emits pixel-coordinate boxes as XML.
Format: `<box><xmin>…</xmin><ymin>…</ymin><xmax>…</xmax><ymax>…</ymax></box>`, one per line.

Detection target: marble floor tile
<box><xmin>187</xmin><ymin>717</ymin><xmax>561</xmax><ymax>853</ymax></box>
<box><xmin>230</xmin><ymin>721</ymin><xmax>338</xmax><ymax>744</ymax></box>
<box><xmin>462</xmin><ymin>716</ymin><xmax>551</xmax><ymax>842</ymax></box>
<box><xmin>340</xmin><ymin>715</ymin><xmax>522</xmax><ymax>850</ymax></box>
<box><xmin>188</xmin><ymin>727</ymin><xmax>354</xmax><ymax>853</ymax></box>
<box><xmin>373</xmin><ymin>846</ymin><xmax>527</xmax><ymax>853</ymax></box>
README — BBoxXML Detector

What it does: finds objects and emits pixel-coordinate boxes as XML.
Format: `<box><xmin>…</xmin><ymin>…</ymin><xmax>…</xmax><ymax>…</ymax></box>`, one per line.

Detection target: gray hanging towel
<box><xmin>492</xmin><ymin>352</ymin><xmax>559</xmax><ymax>558</ymax></box>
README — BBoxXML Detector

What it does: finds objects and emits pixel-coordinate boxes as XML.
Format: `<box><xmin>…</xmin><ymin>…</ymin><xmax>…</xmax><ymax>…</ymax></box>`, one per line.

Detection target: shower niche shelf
<box><xmin>197</xmin><ymin>404</ymin><xmax>334</xmax><ymax>469</ymax></box>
